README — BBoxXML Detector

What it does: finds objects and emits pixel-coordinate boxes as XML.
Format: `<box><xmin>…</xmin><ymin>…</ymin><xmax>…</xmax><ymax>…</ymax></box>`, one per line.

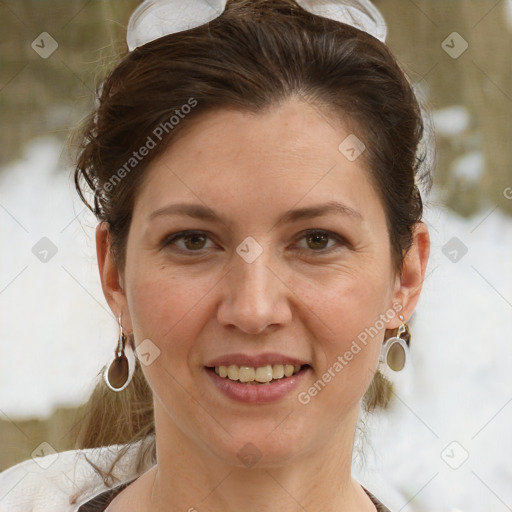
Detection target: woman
<box><xmin>0</xmin><ymin>0</ymin><xmax>431</xmax><ymax>510</ymax></box>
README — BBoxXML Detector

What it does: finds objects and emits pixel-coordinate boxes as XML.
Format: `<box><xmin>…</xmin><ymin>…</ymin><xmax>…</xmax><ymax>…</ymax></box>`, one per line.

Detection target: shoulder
<box><xmin>0</xmin><ymin>441</ymin><xmax>152</xmax><ymax>512</ymax></box>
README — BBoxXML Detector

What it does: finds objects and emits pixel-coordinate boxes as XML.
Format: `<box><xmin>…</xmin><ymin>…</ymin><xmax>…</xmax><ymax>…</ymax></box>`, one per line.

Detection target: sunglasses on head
<box><xmin>127</xmin><ymin>0</ymin><xmax>387</xmax><ymax>51</ymax></box>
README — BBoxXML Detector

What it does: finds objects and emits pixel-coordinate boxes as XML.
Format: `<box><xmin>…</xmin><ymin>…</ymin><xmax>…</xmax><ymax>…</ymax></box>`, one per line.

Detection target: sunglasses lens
<box><xmin>127</xmin><ymin>0</ymin><xmax>228</xmax><ymax>51</ymax></box>
<box><xmin>295</xmin><ymin>0</ymin><xmax>387</xmax><ymax>42</ymax></box>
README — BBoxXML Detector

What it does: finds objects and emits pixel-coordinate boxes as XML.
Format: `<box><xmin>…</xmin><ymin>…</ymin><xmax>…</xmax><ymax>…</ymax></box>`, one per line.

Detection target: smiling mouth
<box><xmin>206</xmin><ymin>364</ymin><xmax>310</xmax><ymax>384</ymax></box>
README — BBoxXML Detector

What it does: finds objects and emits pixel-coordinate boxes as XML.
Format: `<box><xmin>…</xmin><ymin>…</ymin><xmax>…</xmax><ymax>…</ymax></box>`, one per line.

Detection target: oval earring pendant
<box><xmin>383</xmin><ymin>336</ymin><xmax>407</xmax><ymax>371</ymax></box>
<box><xmin>104</xmin><ymin>342</ymin><xmax>136</xmax><ymax>392</ymax></box>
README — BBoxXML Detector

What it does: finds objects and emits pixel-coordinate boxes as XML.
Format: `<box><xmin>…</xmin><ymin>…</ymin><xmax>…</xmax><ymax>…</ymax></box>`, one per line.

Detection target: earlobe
<box><xmin>390</xmin><ymin>221</ymin><xmax>430</xmax><ymax>327</ymax></box>
<box><xmin>95</xmin><ymin>222</ymin><xmax>130</xmax><ymax>327</ymax></box>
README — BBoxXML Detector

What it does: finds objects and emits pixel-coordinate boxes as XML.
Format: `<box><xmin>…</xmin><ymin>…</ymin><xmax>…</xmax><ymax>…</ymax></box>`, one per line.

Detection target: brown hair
<box><xmin>73</xmin><ymin>0</ymin><xmax>432</xmax><ymax>465</ymax></box>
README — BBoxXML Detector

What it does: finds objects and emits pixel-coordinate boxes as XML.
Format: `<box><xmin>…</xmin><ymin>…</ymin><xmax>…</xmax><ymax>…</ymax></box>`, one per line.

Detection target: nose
<box><xmin>216</xmin><ymin>249</ymin><xmax>292</xmax><ymax>335</ymax></box>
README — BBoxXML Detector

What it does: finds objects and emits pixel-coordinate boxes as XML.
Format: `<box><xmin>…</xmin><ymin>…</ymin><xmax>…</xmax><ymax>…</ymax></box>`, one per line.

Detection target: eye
<box><xmin>163</xmin><ymin>230</ymin><xmax>215</xmax><ymax>252</ymax></box>
<box><xmin>295</xmin><ymin>230</ymin><xmax>346</xmax><ymax>254</ymax></box>
<box><xmin>162</xmin><ymin>229</ymin><xmax>347</xmax><ymax>256</ymax></box>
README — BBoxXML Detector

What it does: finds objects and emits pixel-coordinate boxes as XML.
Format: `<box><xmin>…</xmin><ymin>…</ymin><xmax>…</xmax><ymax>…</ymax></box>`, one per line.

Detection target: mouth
<box><xmin>205</xmin><ymin>364</ymin><xmax>310</xmax><ymax>385</ymax></box>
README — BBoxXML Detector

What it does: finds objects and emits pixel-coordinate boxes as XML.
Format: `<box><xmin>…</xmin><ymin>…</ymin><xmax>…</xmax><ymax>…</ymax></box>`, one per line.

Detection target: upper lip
<box><xmin>205</xmin><ymin>352</ymin><xmax>309</xmax><ymax>368</ymax></box>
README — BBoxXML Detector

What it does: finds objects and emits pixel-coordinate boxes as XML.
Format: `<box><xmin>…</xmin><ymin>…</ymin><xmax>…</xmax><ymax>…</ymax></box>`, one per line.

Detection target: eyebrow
<box><xmin>275</xmin><ymin>200</ymin><xmax>363</xmax><ymax>226</ymax></box>
<box><xmin>148</xmin><ymin>200</ymin><xmax>363</xmax><ymax>226</ymax></box>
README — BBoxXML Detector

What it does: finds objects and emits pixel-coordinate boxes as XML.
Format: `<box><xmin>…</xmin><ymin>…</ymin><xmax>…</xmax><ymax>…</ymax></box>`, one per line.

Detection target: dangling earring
<box><xmin>379</xmin><ymin>314</ymin><xmax>410</xmax><ymax>372</ymax></box>
<box><xmin>104</xmin><ymin>314</ymin><xmax>136</xmax><ymax>392</ymax></box>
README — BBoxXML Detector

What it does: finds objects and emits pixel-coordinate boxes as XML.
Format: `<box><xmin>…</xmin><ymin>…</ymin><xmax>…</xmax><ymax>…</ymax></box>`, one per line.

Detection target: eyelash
<box><xmin>162</xmin><ymin>229</ymin><xmax>348</xmax><ymax>256</ymax></box>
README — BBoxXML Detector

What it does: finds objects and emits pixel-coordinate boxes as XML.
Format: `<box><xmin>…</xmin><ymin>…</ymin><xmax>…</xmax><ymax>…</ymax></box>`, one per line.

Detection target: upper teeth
<box><xmin>214</xmin><ymin>364</ymin><xmax>302</xmax><ymax>383</ymax></box>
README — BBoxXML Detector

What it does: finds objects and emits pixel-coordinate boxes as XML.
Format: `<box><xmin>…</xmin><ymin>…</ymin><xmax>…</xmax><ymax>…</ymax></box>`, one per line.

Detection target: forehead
<box><xmin>133</xmin><ymin>99</ymin><xmax>383</xmax><ymax>224</ymax></box>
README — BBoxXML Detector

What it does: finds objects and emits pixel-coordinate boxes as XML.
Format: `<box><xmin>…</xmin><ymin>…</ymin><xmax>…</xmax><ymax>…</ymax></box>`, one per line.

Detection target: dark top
<box><xmin>78</xmin><ymin>480</ymin><xmax>392</xmax><ymax>511</ymax></box>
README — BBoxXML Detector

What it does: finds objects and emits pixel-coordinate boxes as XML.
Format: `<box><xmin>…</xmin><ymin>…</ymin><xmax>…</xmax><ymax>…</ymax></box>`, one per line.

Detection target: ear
<box><xmin>388</xmin><ymin>221</ymin><xmax>430</xmax><ymax>327</ymax></box>
<box><xmin>96</xmin><ymin>222</ymin><xmax>132</xmax><ymax>332</ymax></box>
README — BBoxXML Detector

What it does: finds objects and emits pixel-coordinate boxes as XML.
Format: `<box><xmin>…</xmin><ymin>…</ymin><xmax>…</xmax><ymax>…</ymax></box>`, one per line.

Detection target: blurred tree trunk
<box><xmin>461</xmin><ymin>1</ymin><xmax>512</xmax><ymax>215</ymax></box>
<box><xmin>378</xmin><ymin>0</ymin><xmax>512</xmax><ymax>216</ymax></box>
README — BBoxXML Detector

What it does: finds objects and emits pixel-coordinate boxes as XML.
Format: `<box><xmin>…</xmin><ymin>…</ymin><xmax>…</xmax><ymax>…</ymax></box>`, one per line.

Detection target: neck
<box><xmin>141</xmin><ymin>403</ymin><xmax>375</xmax><ymax>512</ymax></box>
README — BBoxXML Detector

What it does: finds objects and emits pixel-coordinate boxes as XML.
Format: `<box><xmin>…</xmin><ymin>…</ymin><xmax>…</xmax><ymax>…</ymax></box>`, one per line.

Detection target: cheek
<box><xmin>123</xmin><ymin>269</ymin><xmax>206</xmax><ymax>409</ymax></box>
<box><xmin>124</xmin><ymin>262</ymin><xmax>223</xmax><ymax>369</ymax></box>
<box><xmin>288</xmin><ymin>262</ymin><xmax>393</xmax><ymax>404</ymax></box>
<box><xmin>291</xmin><ymin>258</ymin><xmax>393</xmax><ymax>342</ymax></box>
<box><xmin>331</xmin><ymin>276</ymin><xmax>392</xmax><ymax>343</ymax></box>
<box><xmin>128</xmin><ymin>273</ymin><xmax>197</xmax><ymax>336</ymax></box>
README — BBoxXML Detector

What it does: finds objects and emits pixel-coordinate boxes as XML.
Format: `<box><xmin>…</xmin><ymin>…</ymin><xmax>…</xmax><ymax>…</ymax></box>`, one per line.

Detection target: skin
<box><xmin>97</xmin><ymin>98</ymin><xmax>430</xmax><ymax>512</ymax></box>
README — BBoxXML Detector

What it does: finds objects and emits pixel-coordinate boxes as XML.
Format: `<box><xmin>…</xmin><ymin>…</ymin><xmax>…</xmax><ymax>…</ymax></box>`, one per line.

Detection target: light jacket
<box><xmin>0</xmin><ymin>441</ymin><xmax>152</xmax><ymax>512</ymax></box>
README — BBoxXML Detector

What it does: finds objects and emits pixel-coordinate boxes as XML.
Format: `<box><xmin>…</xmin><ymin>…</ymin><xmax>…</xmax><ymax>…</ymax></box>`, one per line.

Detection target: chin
<box><xmin>199</xmin><ymin>416</ymin><xmax>314</xmax><ymax>469</ymax></box>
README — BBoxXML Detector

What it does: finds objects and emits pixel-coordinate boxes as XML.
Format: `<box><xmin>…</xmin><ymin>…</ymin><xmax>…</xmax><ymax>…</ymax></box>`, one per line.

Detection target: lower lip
<box><xmin>205</xmin><ymin>367</ymin><xmax>310</xmax><ymax>404</ymax></box>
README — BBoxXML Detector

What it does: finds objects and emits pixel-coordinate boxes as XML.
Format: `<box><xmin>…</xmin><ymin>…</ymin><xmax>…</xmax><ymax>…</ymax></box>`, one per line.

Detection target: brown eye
<box><xmin>295</xmin><ymin>230</ymin><xmax>346</xmax><ymax>255</ymax></box>
<box><xmin>183</xmin><ymin>233</ymin><xmax>207</xmax><ymax>250</ymax></box>
<box><xmin>163</xmin><ymin>231</ymin><xmax>214</xmax><ymax>253</ymax></box>
<box><xmin>306</xmin><ymin>232</ymin><xmax>329</xmax><ymax>250</ymax></box>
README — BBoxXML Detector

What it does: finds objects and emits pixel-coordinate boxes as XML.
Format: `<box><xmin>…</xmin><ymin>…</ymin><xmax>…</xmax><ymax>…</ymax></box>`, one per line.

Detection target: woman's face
<box><xmin>103</xmin><ymin>99</ymin><xmax>427</xmax><ymax>467</ymax></box>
